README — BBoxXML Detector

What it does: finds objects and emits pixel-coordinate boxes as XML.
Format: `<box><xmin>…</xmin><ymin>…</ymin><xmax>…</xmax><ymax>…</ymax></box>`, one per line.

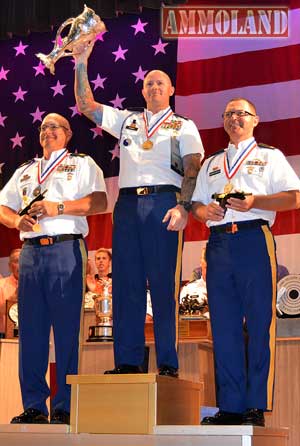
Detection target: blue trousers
<box><xmin>112</xmin><ymin>192</ymin><xmax>182</xmax><ymax>369</ymax></box>
<box><xmin>18</xmin><ymin>238</ymin><xmax>87</xmax><ymax>415</ymax></box>
<box><xmin>206</xmin><ymin>223</ymin><xmax>277</xmax><ymax>413</ymax></box>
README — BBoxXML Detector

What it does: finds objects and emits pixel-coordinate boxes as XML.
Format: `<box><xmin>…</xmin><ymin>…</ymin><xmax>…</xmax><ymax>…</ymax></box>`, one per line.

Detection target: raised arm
<box><xmin>73</xmin><ymin>44</ymin><xmax>104</xmax><ymax>126</ymax></box>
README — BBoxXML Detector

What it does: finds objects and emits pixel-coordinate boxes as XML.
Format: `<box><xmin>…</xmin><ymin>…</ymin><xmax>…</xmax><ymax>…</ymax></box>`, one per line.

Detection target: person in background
<box><xmin>0</xmin><ymin>248</ymin><xmax>21</xmax><ymax>335</ymax></box>
<box><xmin>0</xmin><ymin>112</ymin><xmax>107</xmax><ymax>425</ymax></box>
<box><xmin>86</xmin><ymin>248</ymin><xmax>112</xmax><ymax>293</ymax></box>
<box><xmin>73</xmin><ymin>41</ymin><xmax>204</xmax><ymax>378</ymax></box>
<box><xmin>179</xmin><ymin>246</ymin><xmax>209</xmax><ymax>319</ymax></box>
<box><xmin>192</xmin><ymin>97</ymin><xmax>300</xmax><ymax>427</ymax></box>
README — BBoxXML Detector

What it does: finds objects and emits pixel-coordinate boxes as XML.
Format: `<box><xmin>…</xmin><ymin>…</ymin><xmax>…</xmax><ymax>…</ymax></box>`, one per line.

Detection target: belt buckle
<box><xmin>40</xmin><ymin>237</ymin><xmax>54</xmax><ymax>246</ymax></box>
<box><xmin>137</xmin><ymin>187</ymin><xmax>149</xmax><ymax>195</ymax></box>
<box><xmin>226</xmin><ymin>223</ymin><xmax>238</xmax><ymax>234</ymax></box>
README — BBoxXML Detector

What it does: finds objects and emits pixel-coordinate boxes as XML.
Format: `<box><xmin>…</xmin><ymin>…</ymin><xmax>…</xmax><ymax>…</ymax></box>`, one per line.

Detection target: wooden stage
<box><xmin>0</xmin><ymin>316</ymin><xmax>299</xmax><ymax>446</ymax></box>
<box><xmin>0</xmin><ymin>424</ymin><xmax>289</xmax><ymax>446</ymax></box>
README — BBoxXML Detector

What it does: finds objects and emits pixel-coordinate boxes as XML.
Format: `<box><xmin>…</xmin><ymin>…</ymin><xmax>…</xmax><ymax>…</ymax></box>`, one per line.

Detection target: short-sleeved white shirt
<box><xmin>0</xmin><ymin>148</ymin><xmax>106</xmax><ymax>239</ymax></box>
<box><xmin>192</xmin><ymin>137</ymin><xmax>300</xmax><ymax>227</ymax></box>
<box><xmin>101</xmin><ymin>105</ymin><xmax>204</xmax><ymax>188</ymax></box>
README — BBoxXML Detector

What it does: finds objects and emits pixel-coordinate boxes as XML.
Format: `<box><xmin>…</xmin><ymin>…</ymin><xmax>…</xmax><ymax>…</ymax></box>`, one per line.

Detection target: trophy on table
<box><xmin>36</xmin><ymin>4</ymin><xmax>106</xmax><ymax>74</ymax></box>
<box><xmin>87</xmin><ymin>279</ymin><xmax>113</xmax><ymax>342</ymax></box>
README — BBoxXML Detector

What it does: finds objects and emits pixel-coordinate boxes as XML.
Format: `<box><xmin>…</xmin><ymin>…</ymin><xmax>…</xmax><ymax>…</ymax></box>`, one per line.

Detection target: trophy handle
<box><xmin>55</xmin><ymin>17</ymin><xmax>74</xmax><ymax>48</ymax></box>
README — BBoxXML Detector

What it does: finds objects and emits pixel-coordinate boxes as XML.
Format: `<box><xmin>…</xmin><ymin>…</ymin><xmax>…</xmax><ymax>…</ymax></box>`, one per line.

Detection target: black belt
<box><xmin>24</xmin><ymin>234</ymin><xmax>83</xmax><ymax>246</ymax></box>
<box><xmin>210</xmin><ymin>219</ymin><xmax>269</xmax><ymax>234</ymax></box>
<box><xmin>119</xmin><ymin>185</ymin><xmax>180</xmax><ymax>196</ymax></box>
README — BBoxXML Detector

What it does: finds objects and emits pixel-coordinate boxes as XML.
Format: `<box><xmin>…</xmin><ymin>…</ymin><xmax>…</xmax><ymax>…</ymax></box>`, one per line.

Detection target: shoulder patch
<box><xmin>126</xmin><ymin>107</ymin><xmax>144</xmax><ymax>114</ymax></box>
<box><xmin>173</xmin><ymin>112</ymin><xmax>189</xmax><ymax>121</ymax></box>
<box><xmin>205</xmin><ymin>149</ymin><xmax>225</xmax><ymax>173</ymax></box>
<box><xmin>69</xmin><ymin>152</ymin><xmax>87</xmax><ymax>158</ymax></box>
<box><xmin>258</xmin><ymin>142</ymin><xmax>276</xmax><ymax>150</ymax></box>
<box><xmin>207</xmin><ymin>149</ymin><xmax>225</xmax><ymax>159</ymax></box>
<box><xmin>18</xmin><ymin>159</ymin><xmax>35</xmax><ymax>168</ymax></box>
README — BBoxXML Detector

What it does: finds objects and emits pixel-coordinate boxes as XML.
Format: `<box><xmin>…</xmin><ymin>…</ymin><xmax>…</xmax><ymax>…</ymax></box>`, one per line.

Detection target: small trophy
<box><xmin>87</xmin><ymin>279</ymin><xmax>113</xmax><ymax>342</ymax></box>
<box><xmin>8</xmin><ymin>302</ymin><xmax>19</xmax><ymax>337</ymax></box>
<box><xmin>212</xmin><ymin>191</ymin><xmax>252</xmax><ymax>214</ymax></box>
<box><xmin>36</xmin><ymin>4</ymin><xmax>106</xmax><ymax>74</ymax></box>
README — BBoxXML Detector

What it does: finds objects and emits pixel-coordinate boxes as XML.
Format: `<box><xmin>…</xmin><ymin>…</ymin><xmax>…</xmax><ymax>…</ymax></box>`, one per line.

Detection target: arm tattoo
<box><xmin>75</xmin><ymin>62</ymin><xmax>103</xmax><ymax>126</ymax></box>
<box><xmin>180</xmin><ymin>153</ymin><xmax>201</xmax><ymax>202</ymax></box>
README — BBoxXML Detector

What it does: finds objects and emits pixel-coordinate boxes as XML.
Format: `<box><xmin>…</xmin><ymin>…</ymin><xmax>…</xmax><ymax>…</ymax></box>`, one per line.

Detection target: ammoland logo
<box><xmin>161</xmin><ymin>6</ymin><xmax>289</xmax><ymax>38</ymax></box>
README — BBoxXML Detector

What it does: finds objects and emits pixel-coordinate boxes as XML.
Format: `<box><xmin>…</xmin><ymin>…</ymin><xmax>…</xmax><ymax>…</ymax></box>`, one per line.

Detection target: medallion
<box><xmin>32</xmin><ymin>222</ymin><xmax>42</xmax><ymax>233</ymax></box>
<box><xmin>223</xmin><ymin>182</ymin><xmax>233</xmax><ymax>194</ymax></box>
<box><xmin>33</xmin><ymin>185</ymin><xmax>41</xmax><ymax>197</ymax></box>
<box><xmin>142</xmin><ymin>140</ymin><xmax>153</xmax><ymax>150</ymax></box>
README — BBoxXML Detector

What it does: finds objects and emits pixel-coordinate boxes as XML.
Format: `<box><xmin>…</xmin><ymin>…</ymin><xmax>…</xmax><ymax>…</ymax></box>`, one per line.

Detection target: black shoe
<box><xmin>11</xmin><ymin>408</ymin><xmax>49</xmax><ymax>424</ymax></box>
<box><xmin>104</xmin><ymin>364</ymin><xmax>143</xmax><ymax>374</ymax></box>
<box><xmin>158</xmin><ymin>365</ymin><xmax>178</xmax><ymax>378</ymax></box>
<box><xmin>50</xmin><ymin>410</ymin><xmax>70</xmax><ymax>425</ymax></box>
<box><xmin>242</xmin><ymin>408</ymin><xmax>265</xmax><ymax>427</ymax></box>
<box><xmin>201</xmin><ymin>410</ymin><xmax>243</xmax><ymax>425</ymax></box>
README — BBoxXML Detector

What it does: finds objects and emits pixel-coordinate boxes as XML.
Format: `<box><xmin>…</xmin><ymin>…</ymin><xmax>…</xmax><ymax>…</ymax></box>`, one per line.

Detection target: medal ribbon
<box><xmin>37</xmin><ymin>149</ymin><xmax>69</xmax><ymax>184</ymax></box>
<box><xmin>224</xmin><ymin>139</ymin><xmax>257</xmax><ymax>180</ymax></box>
<box><xmin>143</xmin><ymin>107</ymin><xmax>173</xmax><ymax>139</ymax></box>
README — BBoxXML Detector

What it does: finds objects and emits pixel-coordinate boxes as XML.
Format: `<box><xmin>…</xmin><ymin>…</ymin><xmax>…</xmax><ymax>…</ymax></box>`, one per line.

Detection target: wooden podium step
<box><xmin>0</xmin><ymin>424</ymin><xmax>289</xmax><ymax>446</ymax></box>
<box><xmin>66</xmin><ymin>373</ymin><xmax>203</xmax><ymax>434</ymax></box>
<box><xmin>155</xmin><ymin>425</ymin><xmax>289</xmax><ymax>446</ymax></box>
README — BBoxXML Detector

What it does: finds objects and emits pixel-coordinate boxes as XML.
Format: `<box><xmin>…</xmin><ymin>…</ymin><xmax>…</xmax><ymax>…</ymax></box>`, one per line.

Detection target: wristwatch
<box><xmin>178</xmin><ymin>200</ymin><xmax>192</xmax><ymax>212</ymax></box>
<box><xmin>57</xmin><ymin>202</ymin><xmax>65</xmax><ymax>215</ymax></box>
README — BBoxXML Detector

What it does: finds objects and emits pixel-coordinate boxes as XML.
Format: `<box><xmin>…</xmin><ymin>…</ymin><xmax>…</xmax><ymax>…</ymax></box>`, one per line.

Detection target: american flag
<box><xmin>177</xmin><ymin>2</ymin><xmax>300</xmax><ymax>279</ymax></box>
<box><xmin>0</xmin><ymin>4</ymin><xmax>300</xmax><ymax>279</ymax></box>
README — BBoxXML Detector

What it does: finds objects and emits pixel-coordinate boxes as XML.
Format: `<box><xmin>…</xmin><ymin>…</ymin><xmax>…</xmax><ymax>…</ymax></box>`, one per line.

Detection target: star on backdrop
<box><xmin>0</xmin><ymin>66</ymin><xmax>9</xmax><ymax>80</ymax></box>
<box><xmin>10</xmin><ymin>132</ymin><xmax>25</xmax><ymax>149</ymax></box>
<box><xmin>30</xmin><ymin>107</ymin><xmax>46</xmax><ymax>123</ymax></box>
<box><xmin>112</xmin><ymin>45</ymin><xmax>128</xmax><ymax>62</ymax></box>
<box><xmin>131</xmin><ymin>19</ymin><xmax>148</xmax><ymax>35</ymax></box>
<box><xmin>13</xmin><ymin>41</ymin><xmax>29</xmax><ymax>56</ymax></box>
<box><xmin>12</xmin><ymin>86</ymin><xmax>28</xmax><ymax>102</ymax></box>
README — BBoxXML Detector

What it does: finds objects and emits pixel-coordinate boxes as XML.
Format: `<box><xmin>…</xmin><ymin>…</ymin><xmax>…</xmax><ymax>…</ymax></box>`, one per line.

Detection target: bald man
<box><xmin>74</xmin><ymin>45</ymin><xmax>204</xmax><ymax>377</ymax></box>
<box><xmin>0</xmin><ymin>112</ymin><xmax>107</xmax><ymax>424</ymax></box>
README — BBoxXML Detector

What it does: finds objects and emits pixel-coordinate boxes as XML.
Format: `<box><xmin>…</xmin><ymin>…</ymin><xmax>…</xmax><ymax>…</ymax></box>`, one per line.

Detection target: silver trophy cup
<box><xmin>36</xmin><ymin>4</ymin><xmax>106</xmax><ymax>74</ymax></box>
<box><xmin>88</xmin><ymin>283</ymin><xmax>113</xmax><ymax>342</ymax></box>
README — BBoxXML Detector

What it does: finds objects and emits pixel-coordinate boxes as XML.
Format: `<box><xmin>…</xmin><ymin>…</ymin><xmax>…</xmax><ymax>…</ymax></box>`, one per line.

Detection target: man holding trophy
<box><xmin>0</xmin><ymin>112</ymin><xmax>107</xmax><ymax>424</ymax></box>
<box><xmin>71</xmin><ymin>30</ymin><xmax>204</xmax><ymax>376</ymax></box>
<box><xmin>192</xmin><ymin>98</ymin><xmax>300</xmax><ymax>426</ymax></box>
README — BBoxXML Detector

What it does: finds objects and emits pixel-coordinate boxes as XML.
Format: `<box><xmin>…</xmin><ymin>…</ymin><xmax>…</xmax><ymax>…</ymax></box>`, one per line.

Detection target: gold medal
<box><xmin>33</xmin><ymin>186</ymin><xmax>41</xmax><ymax>197</ymax></box>
<box><xmin>224</xmin><ymin>182</ymin><xmax>233</xmax><ymax>194</ymax></box>
<box><xmin>142</xmin><ymin>139</ymin><xmax>153</xmax><ymax>150</ymax></box>
<box><xmin>32</xmin><ymin>222</ymin><xmax>41</xmax><ymax>233</ymax></box>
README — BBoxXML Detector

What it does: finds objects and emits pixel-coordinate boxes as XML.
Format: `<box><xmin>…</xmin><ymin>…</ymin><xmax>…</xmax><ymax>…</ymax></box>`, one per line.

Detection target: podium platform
<box><xmin>0</xmin><ymin>424</ymin><xmax>289</xmax><ymax>446</ymax></box>
<box><xmin>67</xmin><ymin>373</ymin><xmax>203</xmax><ymax>434</ymax></box>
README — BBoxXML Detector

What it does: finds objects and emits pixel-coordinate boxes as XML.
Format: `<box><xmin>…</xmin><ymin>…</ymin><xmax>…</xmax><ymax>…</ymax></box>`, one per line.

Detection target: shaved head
<box><xmin>143</xmin><ymin>70</ymin><xmax>173</xmax><ymax>88</ymax></box>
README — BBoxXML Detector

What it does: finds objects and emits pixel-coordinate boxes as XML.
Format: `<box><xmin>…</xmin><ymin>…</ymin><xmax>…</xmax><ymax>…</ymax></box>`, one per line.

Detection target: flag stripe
<box><xmin>175</xmin><ymin>79</ymin><xmax>300</xmax><ymax>130</ymax></box>
<box><xmin>200</xmin><ymin>118</ymin><xmax>300</xmax><ymax>157</ymax></box>
<box><xmin>176</xmin><ymin>44</ymin><xmax>300</xmax><ymax>95</ymax></box>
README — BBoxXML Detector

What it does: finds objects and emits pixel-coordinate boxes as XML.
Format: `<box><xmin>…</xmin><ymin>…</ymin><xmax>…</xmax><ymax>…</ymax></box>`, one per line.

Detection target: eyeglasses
<box><xmin>222</xmin><ymin>110</ymin><xmax>256</xmax><ymax>119</ymax></box>
<box><xmin>38</xmin><ymin>124</ymin><xmax>69</xmax><ymax>133</ymax></box>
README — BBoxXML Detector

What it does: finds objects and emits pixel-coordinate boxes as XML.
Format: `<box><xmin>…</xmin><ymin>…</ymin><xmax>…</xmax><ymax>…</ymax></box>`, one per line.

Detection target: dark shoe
<box><xmin>104</xmin><ymin>364</ymin><xmax>143</xmax><ymax>374</ymax></box>
<box><xmin>201</xmin><ymin>410</ymin><xmax>243</xmax><ymax>425</ymax></box>
<box><xmin>50</xmin><ymin>410</ymin><xmax>70</xmax><ymax>425</ymax></box>
<box><xmin>11</xmin><ymin>408</ymin><xmax>48</xmax><ymax>424</ymax></box>
<box><xmin>158</xmin><ymin>365</ymin><xmax>178</xmax><ymax>378</ymax></box>
<box><xmin>242</xmin><ymin>408</ymin><xmax>265</xmax><ymax>427</ymax></box>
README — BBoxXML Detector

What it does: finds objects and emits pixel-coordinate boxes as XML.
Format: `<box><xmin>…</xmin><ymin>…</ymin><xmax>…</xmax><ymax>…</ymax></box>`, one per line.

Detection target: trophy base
<box><xmin>87</xmin><ymin>325</ymin><xmax>113</xmax><ymax>343</ymax></box>
<box><xmin>13</xmin><ymin>328</ymin><xmax>19</xmax><ymax>338</ymax></box>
